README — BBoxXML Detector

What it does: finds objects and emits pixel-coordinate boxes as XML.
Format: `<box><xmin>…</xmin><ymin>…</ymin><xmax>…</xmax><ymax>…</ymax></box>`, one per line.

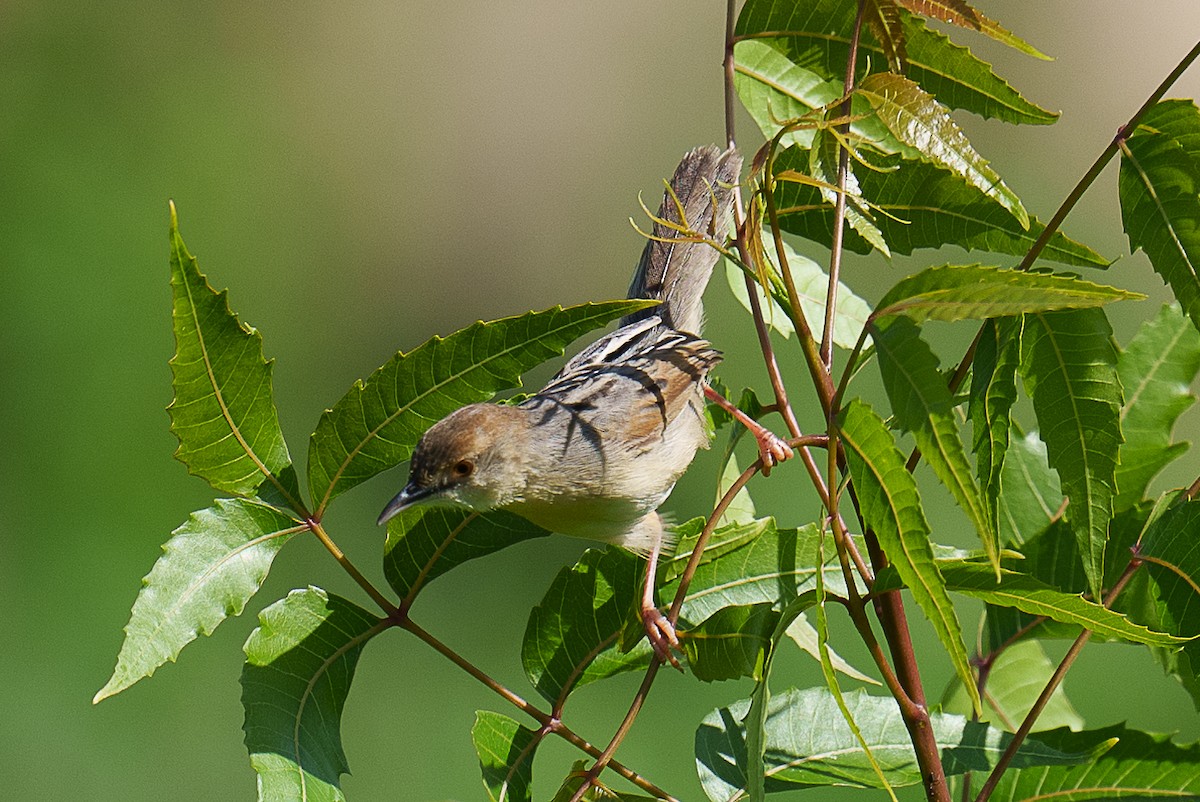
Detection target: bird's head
<box><xmin>377</xmin><ymin>403</ymin><xmax>531</xmax><ymax>525</ymax></box>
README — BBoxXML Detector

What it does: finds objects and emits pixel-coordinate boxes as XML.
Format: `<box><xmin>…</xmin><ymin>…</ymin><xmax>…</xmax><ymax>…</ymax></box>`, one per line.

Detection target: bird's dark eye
<box><xmin>451</xmin><ymin>459</ymin><xmax>475</xmax><ymax>478</ymax></box>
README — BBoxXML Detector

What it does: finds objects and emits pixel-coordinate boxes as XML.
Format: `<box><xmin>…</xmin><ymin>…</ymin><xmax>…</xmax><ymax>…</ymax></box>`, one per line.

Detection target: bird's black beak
<box><xmin>377</xmin><ymin>482</ymin><xmax>437</xmax><ymax>526</ymax></box>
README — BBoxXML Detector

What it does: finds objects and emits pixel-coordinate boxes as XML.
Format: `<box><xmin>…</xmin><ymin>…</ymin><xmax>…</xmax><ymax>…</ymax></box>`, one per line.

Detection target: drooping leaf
<box><xmin>895</xmin><ymin>0</ymin><xmax>1051</xmax><ymax>60</ymax></box>
<box><xmin>1020</xmin><ymin>308</ymin><xmax>1123</xmax><ymax>599</ymax></box>
<box><xmin>307</xmin><ymin>299</ymin><xmax>654</xmax><ymax>514</ymax></box>
<box><xmin>241</xmin><ymin>588</ymin><xmax>384</xmax><ymax>802</ymax></box>
<box><xmin>1115</xmin><ymin>303</ymin><xmax>1200</xmax><ymax>511</ymax></box>
<box><xmin>682</xmin><ymin>602</ymin><xmax>780</xmax><ymax>682</ymax></box>
<box><xmin>977</xmin><ymin>724</ymin><xmax>1200</xmax><ymax>802</ymax></box>
<box><xmin>724</xmin><ymin>233</ymin><xmax>871</xmax><ymax>348</ymax></box>
<box><xmin>166</xmin><ymin>203</ymin><xmax>299</xmax><ymax>507</ymax></box>
<box><xmin>1138</xmin><ymin>498</ymin><xmax>1200</xmax><ymax>708</ymax></box>
<box><xmin>839</xmin><ymin>399</ymin><xmax>979</xmax><ymax>712</ymax></box>
<box><xmin>938</xmin><ymin>560</ymin><xmax>1185</xmax><ymax>647</ymax></box>
<box><xmin>858</xmin><ymin>72</ymin><xmax>1028</xmax><ymax>227</ymax></box>
<box><xmin>873</xmin><ymin>265</ymin><xmax>1140</xmax><ymax>323</ymax></box>
<box><xmin>872</xmin><ymin>317</ymin><xmax>998</xmax><ymax>572</ymax></box>
<box><xmin>783</xmin><ymin>614</ymin><xmax>879</xmax><ymax>685</ymax></box>
<box><xmin>696</xmin><ymin>687</ymin><xmax>1094</xmax><ymax>799</ymax></box>
<box><xmin>735</xmin><ymin>0</ymin><xmax>1057</xmax><ymax>125</ymax></box>
<box><xmin>383</xmin><ymin>507</ymin><xmax>550</xmax><ymax>606</ymax></box>
<box><xmin>95</xmin><ymin>499</ymin><xmax>303</xmax><ymax>703</ymax></box>
<box><xmin>970</xmin><ymin>318</ymin><xmax>1021</xmax><ymax>548</ymax></box>
<box><xmin>1120</xmin><ymin>101</ymin><xmax>1200</xmax><ymax>330</ymax></box>
<box><xmin>714</xmin><ymin>452</ymin><xmax>757</xmax><ymax>528</ymax></box>
<box><xmin>941</xmin><ymin>640</ymin><xmax>1083</xmax><ymax>733</ymax></box>
<box><xmin>808</xmin><ymin>125</ymin><xmax>892</xmax><ymax>257</ymax></box>
<box><xmin>773</xmin><ymin>148</ymin><xmax>1106</xmax><ymax>266</ymax></box>
<box><xmin>472</xmin><ymin>711</ymin><xmax>539</xmax><ymax>802</ymax></box>
<box><xmin>864</xmin><ymin>0</ymin><xmax>907</xmax><ymax>71</ymax></box>
<box><xmin>998</xmin><ymin>428</ymin><xmax>1063</xmax><ymax>546</ymax></box>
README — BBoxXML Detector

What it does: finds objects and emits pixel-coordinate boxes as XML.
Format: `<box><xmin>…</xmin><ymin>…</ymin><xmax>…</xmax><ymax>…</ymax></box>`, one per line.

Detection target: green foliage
<box><xmin>941</xmin><ymin>640</ymin><xmax>1083</xmax><ymax>733</ymax></box>
<box><xmin>970</xmin><ymin>318</ymin><xmax>1021</xmax><ymax>546</ymax></box>
<box><xmin>241</xmin><ymin>588</ymin><xmax>383</xmax><ymax>802</ymax></box>
<box><xmin>472</xmin><ymin>711</ymin><xmax>538</xmax><ymax>802</ymax></box>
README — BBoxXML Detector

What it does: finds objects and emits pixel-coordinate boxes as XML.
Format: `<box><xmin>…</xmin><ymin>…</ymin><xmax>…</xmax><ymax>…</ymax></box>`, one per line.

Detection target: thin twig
<box><xmin>308</xmin><ymin>519</ymin><xmax>398</xmax><ymax>615</ymax></box>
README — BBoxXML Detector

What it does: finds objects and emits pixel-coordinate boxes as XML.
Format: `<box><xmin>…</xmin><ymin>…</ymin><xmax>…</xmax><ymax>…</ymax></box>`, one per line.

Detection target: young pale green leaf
<box><xmin>724</xmin><ymin>233</ymin><xmax>871</xmax><ymax>348</ymax></box>
<box><xmin>858</xmin><ymin>72</ymin><xmax>1029</xmax><ymax>227</ymax></box>
<box><xmin>873</xmin><ymin>317</ymin><xmax>998</xmax><ymax>572</ymax></box>
<box><xmin>808</xmin><ymin>125</ymin><xmax>893</xmax><ymax>256</ymax></box>
<box><xmin>1139</xmin><ymin>499</ymin><xmax>1200</xmax><ymax>707</ymax></box>
<box><xmin>522</xmin><ymin>547</ymin><xmax>651</xmax><ymax>705</ymax></box>
<box><xmin>383</xmin><ymin>508</ymin><xmax>550</xmax><ymax>607</ymax></box>
<box><xmin>94</xmin><ymin>499</ymin><xmax>303</xmax><ymax>703</ymax></box>
<box><xmin>773</xmin><ymin>148</ymin><xmax>1106</xmax><ymax>266</ymax></box>
<box><xmin>783</xmin><ymin>614</ymin><xmax>879</xmax><ymax>685</ymax></box>
<box><xmin>939</xmin><ymin>560</ymin><xmax>1185</xmax><ymax>647</ymax></box>
<box><xmin>1021</xmin><ymin>308</ymin><xmax>1123</xmax><ymax>599</ymax></box>
<box><xmin>166</xmin><ymin>204</ymin><xmax>299</xmax><ymax>507</ymax></box>
<box><xmin>998</xmin><ymin>428</ymin><xmax>1063</xmax><ymax>546</ymax></box>
<box><xmin>970</xmin><ymin>318</ymin><xmax>1021</xmax><ymax>547</ymax></box>
<box><xmin>895</xmin><ymin>0</ymin><xmax>1051</xmax><ymax>60</ymax></box>
<box><xmin>941</xmin><ymin>640</ymin><xmax>1083</xmax><ymax>733</ymax></box>
<box><xmin>977</xmin><ymin>725</ymin><xmax>1200</xmax><ymax>802</ymax></box>
<box><xmin>682</xmin><ymin>602</ymin><xmax>780</xmax><ymax>682</ymax></box>
<box><xmin>714</xmin><ymin>452</ymin><xmax>757</xmax><ymax>528</ymax></box>
<box><xmin>873</xmin><ymin>265</ymin><xmax>1140</xmax><ymax>323</ymax></box>
<box><xmin>839</xmin><ymin>399</ymin><xmax>980</xmax><ymax>712</ymax></box>
<box><xmin>241</xmin><ymin>587</ymin><xmax>384</xmax><ymax>802</ymax></box>
<box><xmin>735</xmin><ymin>0</ymin><xmax>1057</xmax><ymax>125</ymax></box>
<box><xmin>471</xmin><ymin>711</ymin><xmax>539</xmax><ymax>802</ymax></box>
<box><xmin>1115</xmin><ymin>303</ymin><xmax>1200</xmax><ymax>511</ymax></box>
<box><xmin>1120</xmin><ymin>102</ymin><xmax>1200</xmax><ymax>330</ymax></box>
<box><xmin>696</xmin><ymin>687</ymin><xmax>1094</xmax><ymax>800</ymax></box>
<box><xmin>307</xmin><ymin>299</ymin><xmax>653</xmax><ymax>514</ymax></box>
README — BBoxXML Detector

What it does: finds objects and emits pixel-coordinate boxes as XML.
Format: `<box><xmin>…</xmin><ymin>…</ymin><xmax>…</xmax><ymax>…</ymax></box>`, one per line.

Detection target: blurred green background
<box><xmin>6</xmin><ymin>2</ymin><xmax>1200</xmax><ymax>799</ymax></box>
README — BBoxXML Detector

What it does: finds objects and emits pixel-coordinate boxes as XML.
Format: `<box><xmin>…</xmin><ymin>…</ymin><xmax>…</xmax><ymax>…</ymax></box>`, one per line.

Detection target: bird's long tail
<box><xmin>622</xmin><ymin>145</ymin><xmax>743</xmax><ymax>336</ymax></box>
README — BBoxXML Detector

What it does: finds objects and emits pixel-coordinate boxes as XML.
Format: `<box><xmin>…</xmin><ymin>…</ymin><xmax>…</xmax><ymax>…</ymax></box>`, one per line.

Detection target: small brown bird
<box><xmin>378</xmin><ymin>146</ymin><xmax>791</xmax><ymax>664</ymax></box>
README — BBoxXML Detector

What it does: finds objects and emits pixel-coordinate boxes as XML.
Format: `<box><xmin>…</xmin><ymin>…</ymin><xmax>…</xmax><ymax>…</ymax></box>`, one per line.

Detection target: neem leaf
<box><xmin>895</xmin><ymin>0</ymin><xmax>1051</xmax><ymax>60</ymax></box>
<box><xmin>872</xmin><ymin>317</ymin><xmax>998</xmax><ymax>572</ymax></box>
<box><xmin>970</xmin><ymin>318</ymin><xmax>1021</xmax><ymax>547</ymax></box>
<box><xmin>1139</xmin><ymin>498</ymin><xmax>1200</xmax><ymax>707</ymax></box>
<box><xmin>839</xmin><ymin>399</ymin><xmax>979</xmax><ymax>712</ymax></box>
<box><xmin>95</xmin><ymin>499</ymin><xmax>304</xmax><ymax>703</ymax></box>
<box><xmin>873</xmin><ymin>265</ymin><xmax>1140</xmax><ymax>323</ymax></box>
<box><xmin>472</xmin><ymin>711</ymin><xmax>539</xmax><ymax>802</ymax></box>
<box><xmin>1115</xmin><ymin>303</ymin><xmax>1200</xmax><ymax>511</ymax></box>
<box><xmin>166</xmin><ymin>203</ymin><xmax>299</xmax><ymax>507</ymax></box>
<box><xmin>1120</xmin><ymin>101</ymin><xmax>1200</xmax><ymax>331</ymax></box>
<box><xmin>998</xmin><ymin>428</ymin><xmax>1063</xmax><ymax>546</ymax></box>
<box><xmin>242</xmin><ymin>588</ymin><xmax>384</xmax><ymax>802</ymax></box>
<box><xmin>383</xmin><ymin>508</ymin><xmax>549</xmax><ymax>607</ymax></box>
<box><xmin>682</xmin><ymin>602</ymin><xmax>780</xmax><ymax>682</ymax></box>
<box><xmin>941</xmin><ymin>640</ymin><xmax>1083</xmax><ymax>733</ymax></box>
<box><xmin>308</xmin><ymin>299</ymin><xmax>653</xmax><ymax>514</ymax></box>
<box><xmin>858</xmin><ymin>72</ymin><xmax>1028</xmax><ymax>227</ymax></box>
<box><xmin>1020</xmin><ymin>308</ymin><xmax>1123</xmax><ymax>599</ymax></box>
<box><xmin>696</xmin><ymin>687</ymin><xmax>1093</xmax><ymax>799</ymax></box>
<box><xmin>734</xmin><ymin>0</ymin><xmax>1057</xmax><ymax>125</ymax></box>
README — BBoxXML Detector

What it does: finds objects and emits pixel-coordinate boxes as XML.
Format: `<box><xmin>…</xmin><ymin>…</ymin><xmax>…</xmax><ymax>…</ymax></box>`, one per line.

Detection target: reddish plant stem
<box><xmin>973</xmin><ymin>557</ymin><xmax>1143</xmax><ymax>802</ymax></box>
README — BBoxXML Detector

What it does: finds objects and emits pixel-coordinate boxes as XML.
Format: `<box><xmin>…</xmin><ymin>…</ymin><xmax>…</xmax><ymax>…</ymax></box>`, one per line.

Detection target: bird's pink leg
<box><xmin>639</xmin><ymin>515</ymin><xmax>682</xmax><ymax>669</ymax></box>
<box><xmin>703</xmin><ymin>385</ymin><xmax>794</xmax><ymax>475</ymax></box>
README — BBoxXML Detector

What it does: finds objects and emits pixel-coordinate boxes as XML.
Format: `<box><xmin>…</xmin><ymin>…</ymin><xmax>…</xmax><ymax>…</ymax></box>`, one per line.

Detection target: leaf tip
<box><xmin>168</xmin><ymin>198</ymin><xmax>178</xmax><ymax>231</ymax></box>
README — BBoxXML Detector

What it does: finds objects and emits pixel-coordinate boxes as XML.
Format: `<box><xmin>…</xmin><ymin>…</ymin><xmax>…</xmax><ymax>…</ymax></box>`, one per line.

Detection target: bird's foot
<box><xmin>753</xmin><ymin>427</ymin><xmax>794</xmax><ymax>476</ymax></box>
<box><xmin>641</xmin><ymin>605</ymin><xmax>683</xmax><ymax>670</ymax></box>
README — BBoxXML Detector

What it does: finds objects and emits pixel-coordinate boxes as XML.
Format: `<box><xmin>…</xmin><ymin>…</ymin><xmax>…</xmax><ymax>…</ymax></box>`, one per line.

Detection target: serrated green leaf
<box><xmin>1021</xmin><ymin>308</ymin><xmax>1123</xmax><ymax>599</ymax></box>
<box><xmin>895</xmin><ymin>0</ymin><xmax>1051</xmax><ymax>60</ymax></box>
<box><xmin>1120</xmin><ymin>101</ymin><xmax>1200</xmax><ymax>331</ymax></box>
<box><xmin>940</xmin><ymin>560</ymin><xmax>1185</xmax><ymax>646</ymax></box>
<box><xmin>383</xmin><ymin>508</ymin><xmax>550</xmax><ymax>607</ymax></box>
<box><xmin>998</xmin><ymin>428</ymin><xmax>1063</xmax><ymax>546</ymax></box>
<box><xmin>472</xmin><ymin>711</ymin><xmax>539</xmax><ymax>802</ymax></box>
<box><xmin>682</xmin><ymin>603</ymin><xmax>779</xmax><ymax>682</ymax></box>
<box><xmin>970</xmin><ymin>318</ymin><xmax>1021</xmax><ymax>548</ymax></box>
<box><xmin>307</xmin><ymin>299</ymin><xmax>654</xmax><ymax>514</ymax></box>
<box><xmin>724</xmin><ymin>234</ymin><xmax>871</xmax><ymax>348</ymax></box>
<box><xmin>1138</xmin><ymin>499</ymin><xmax>1200</xmax><ymax>709</ymax></box>
<box><xmin>808</xmin><ymin>125</ymin><xmax>893</xmax><ymax>257</ymax></box>
<box><xmin>1116</xmin><ymin>303</ymin><xmax>1200</xmax><ymax>511</ymax></box>
<box><xmin>696</xmin><ymin>687</ymin><xmax>1093</xmax><ymax>799</ymax></box>
<box><xmin>941</xmin><ymin>640</ymin><xmax>1083</xmax><ymax>734</ymax></box>
<box><xmin>241</xmin><ymin>588</ymin><xmax>384</xmax><ymax>802</ymax></box>
<box><xmin>873</xmin><ymin>317</ymin><xmax>998</xmax><ymax>572</ymax></box>
<box><xmin>874</xmin><ymin>265</ymin><xmax>1140</xmax><ymax>323</ymax></box>
<box><xmin>95</xmin><ymin>499</ymin><xmax>303</xmax><ymax>703</ymax></box>
<box><xmin>839</xmin><ymin>399</ymin><xmax>979</xmax><ymax>712</ymax></box>
<box><xmin>858</xmin><ymin>72</ymin><xmax>1028</xmax><ymax>227</ymax></box>
<box><xmin>735</xmin><ymin>0</ymin><xmax>1057</xmax><ymax>125</ymax></box>
<box><xmin>864</xmin><ymin>0</ymin><xmax>907</xmax><ymax>72</ymax></box>
<box><xmin>773</xmin><ymin>148</ymin><xmax>1106</xmax><ymax>266</ymax></box>
<box><xmin>977</xmin><ymin>724</ymin><xmax>1200</xmax><ymax>802</ymax></box>
<box><xmin>166</xmin><ymin>204</ymin><xmax>299</xmax><ymax>506</ymax></box>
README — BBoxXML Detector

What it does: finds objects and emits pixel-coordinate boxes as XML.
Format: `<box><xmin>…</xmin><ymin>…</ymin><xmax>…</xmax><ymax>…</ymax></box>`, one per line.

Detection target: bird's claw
<box><xmin>641</xmin><ymin>605</ymin><xmax>683</xmax><ymax>670</ymax></box>
<box><xmin>755</xmin><ymin>429</ymin><xmax>794</xmax><ymax>476</ymax></box>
